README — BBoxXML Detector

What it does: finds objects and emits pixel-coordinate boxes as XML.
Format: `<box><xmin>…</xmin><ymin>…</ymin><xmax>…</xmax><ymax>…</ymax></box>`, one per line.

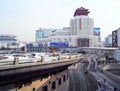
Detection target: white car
<box><xmin>60</xmin><ymin>53</ymin><xmax>71</xmax><ymax>59</ymax></box>
<box><xmin>30</xmin><ymin>53</ymin><xmax>46</xmax><ymax>62</ymax></box>
<box><xmin>30</xmin><ymin>52</ymin><xmax>59</xmax><ymax>62</ymax></box>
<box><xmin>2</xmin><ymin>53</ymin><xmax>30</xmax><ymax>63</ymax></box>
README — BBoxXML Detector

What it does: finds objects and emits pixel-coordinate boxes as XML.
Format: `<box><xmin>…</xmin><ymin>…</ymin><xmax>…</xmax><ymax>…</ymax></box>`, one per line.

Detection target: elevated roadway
<box><xmin>76</xmin><ymin>47</ymin><xmax>118</xmax><ymax>60</ymax></box>
<box><xmin>0</xmin><ymin>57</ymin><xmax>81</xmax><ymax>86</ymax></box>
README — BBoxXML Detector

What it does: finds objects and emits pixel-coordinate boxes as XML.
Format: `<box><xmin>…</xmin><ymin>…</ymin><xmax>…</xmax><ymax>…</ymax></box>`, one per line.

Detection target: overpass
<box><xmin>76</xmin><ymin>47</ymin><xmax>118</xmax><ymax>54</ymax></box>
<box><xmin>0</xmin><ymin>57</ymin><xmax>81</xmax><ymax>86</ymax></box>
<box><xmin>75</xmin><ymin>47</ymin><xmax>119</xmax><ymax>63</ymax></box>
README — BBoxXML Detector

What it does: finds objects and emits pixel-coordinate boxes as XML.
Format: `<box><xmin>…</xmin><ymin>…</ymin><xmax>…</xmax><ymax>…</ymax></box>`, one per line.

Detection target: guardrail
<box><xmin>0</xmin><ymin>54</ymin><xmax>82</xmax><ymax>67</ymax></box>
<box><xmin>103</xmin><ymin>70</ymin><xmax>120</xmax><ymax>84</ymax></box>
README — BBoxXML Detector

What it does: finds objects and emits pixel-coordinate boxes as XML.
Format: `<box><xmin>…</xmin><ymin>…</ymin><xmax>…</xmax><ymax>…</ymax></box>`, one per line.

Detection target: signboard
<box><xmin>94</xmin><ymin>27</ymin><xmax>100</xmax><ymax>36</ymax></box>
<box><xmin>50</xmin><ymin>42</ymin><xmax>69</xmax><ymax>47</ymax></box>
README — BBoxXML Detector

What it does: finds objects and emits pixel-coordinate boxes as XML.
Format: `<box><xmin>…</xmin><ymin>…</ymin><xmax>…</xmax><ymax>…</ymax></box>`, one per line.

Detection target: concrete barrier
<box><xmin>103</xmin><ymin>70</ymin><xmax>120</xmax><ymax>83</ymax></box>
<box><xmin>98</xmin><ymin>65</ymin><xmax>120</xmax><ymax>84</ymax></box>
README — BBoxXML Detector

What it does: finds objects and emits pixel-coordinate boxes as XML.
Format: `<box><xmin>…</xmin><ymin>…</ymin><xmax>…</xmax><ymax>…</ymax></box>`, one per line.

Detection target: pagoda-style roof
<box><xmin>74</xmin><ymin>7</ymin><xmax>90</xmax><ymax>17</ymax></box>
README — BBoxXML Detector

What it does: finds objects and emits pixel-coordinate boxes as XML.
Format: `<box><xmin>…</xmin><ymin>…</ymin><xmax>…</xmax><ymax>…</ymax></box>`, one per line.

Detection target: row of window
<box><xmin>27</xmin><ymin>48</ymin><xmax>42</xmax><ymax>52</ymax></box>
<box><xmin>0</xmin><ymin>39</ymin><xmax>17</xmax><ymax>41</ymax></box>
<box><xmin>42</xmin><ymin>74</ymin><xmax>67</xmax><ymax>91</ymax></box>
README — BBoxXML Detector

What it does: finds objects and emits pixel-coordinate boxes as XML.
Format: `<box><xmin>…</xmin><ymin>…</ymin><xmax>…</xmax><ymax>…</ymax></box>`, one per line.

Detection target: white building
<box><xmin>70</xmin><ymin>16</ymin><xmax>94</xmax><ymax>37</ymax></box>
<box><xmin>0</xmin><ymin>34</ymin><xmax>18</xmax><ymax>49</ymax></box>
<box><xmin>70</xmin><ymin>7</ymin><xmax>101</xmax><ymax>47</ymax></box>
<box><xmin>35</xmin><ymin>28</ymin><xmax>71</xmax><ymax>43</ymax></box>
<box><xmin>34</xmin><ymin>7</ymin><xmax>102</xmax><ymax>48</ymax></box>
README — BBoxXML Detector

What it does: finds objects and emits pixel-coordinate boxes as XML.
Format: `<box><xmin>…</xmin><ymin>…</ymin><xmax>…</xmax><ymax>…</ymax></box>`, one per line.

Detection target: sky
<box><xmin>0</xmin><ymin>0</ymin><xmax>120</xmax><ymax>42</ymax></box>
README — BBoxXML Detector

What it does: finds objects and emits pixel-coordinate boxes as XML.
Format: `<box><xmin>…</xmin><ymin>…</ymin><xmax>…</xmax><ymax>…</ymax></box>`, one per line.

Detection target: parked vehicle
<box><xmin>2</xmin><ymin>53</ymin><xmax>30</xmax><ymax>63</ymax></box>
<box><xmin>30</xmin><ymin>52</ymin><xmax>58</xmax><ymax>62</ymax></box>
<box><xmin>29</xmin><ymin>53</ymin><xmax>46</xmax><ymax>62</ymax></box>
<box><xmin>61</xmin><ymin>53</ymin><xmax>71</xmax><ymax>59</ymax></box>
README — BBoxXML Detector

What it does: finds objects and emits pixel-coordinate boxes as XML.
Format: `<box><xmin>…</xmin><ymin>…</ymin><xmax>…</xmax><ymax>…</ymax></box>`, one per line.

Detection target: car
<box><xmin>30</xmin><ymin>52</ymin><xmax>58</xmax><ymax>62</ymax></box>
<box><xmin>2</xmin><ymin>53</ymin><xmax>30</xmax><ymax>63</ymax></box>
<box><xmin>60</xmin><ymin>53</ymin><xmax>71</xmax><ymax>59</ymax></box>
<box><xmin>29</xmin><ymin>53</ymin><xmax>45</xmax><ymax>62</ymax></box>
<box><xmin>42</xmin><ymin>53</ymin><xmax>58</xmax><ymax>61</ymax></box>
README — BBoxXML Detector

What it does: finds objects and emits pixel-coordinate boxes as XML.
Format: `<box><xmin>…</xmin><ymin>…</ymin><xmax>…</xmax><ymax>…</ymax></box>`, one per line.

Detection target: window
<box><xmin>42</xmin><ymin>85</ymin><xmax>48</xmax><ymax>91</ymax></box>
<box><xmin>58</xmin><ymin>78</ymin><xmax>61</xmax><ymax>85</ymax></box>
<box><xmin>63</xmin><ymin>75</ymin><xmax>66</xmax><ymax>82</ymax></box>
<box><xmin>52</xmin><ymin>81</ymin><xmax>56</xmax><ymax>90</ymax></box>
<box><xmin>32</xmin><ymin>88</ymin><xmax>36</xmax><ymax>91</ymax></box>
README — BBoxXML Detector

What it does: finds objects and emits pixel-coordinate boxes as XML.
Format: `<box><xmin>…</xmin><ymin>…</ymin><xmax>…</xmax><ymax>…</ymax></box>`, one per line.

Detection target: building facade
<box><xmin>26</xmin><ymin>42</ymin><xmax>43</xmax><ymax>52</ymax></box>
<box><xmin>70</xmin><ymin>7</ymin><xmax>102</xmax><ymax>47</ymax></box>
<box><xmin>0</xmin><ymin>34</ymin><xmax>18</xmax><ymax>49</ymax></box>
<box><xmin>70</xmin><ymin>7</ymin><xmax>94</xmax><ymax>38</ymax></box>
<box><xmin>112</xmin><ymin>28</ymin><xmax>120</xmax><ymax>47</ymax></box>
<box><xmin>35</xmin><ymin>28</ymin><xmax>55</xmax><ymax>42</ymax></box>
<box><xmin>105</xmin><ymin>34</ymin><xmax>112</xmax><ymax>47</ymax></box>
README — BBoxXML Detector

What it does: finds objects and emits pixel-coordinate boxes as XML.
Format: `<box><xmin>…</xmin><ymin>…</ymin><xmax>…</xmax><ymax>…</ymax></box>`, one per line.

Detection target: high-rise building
<box><xmin>70</xmin><ymin>7</ymin><xmax>95</xmax><ymax>47</ymax></box>
<box><xmin>70</xmin><ymin>7</ymin><xmax>94</xmax><ymax>38</ymax></box>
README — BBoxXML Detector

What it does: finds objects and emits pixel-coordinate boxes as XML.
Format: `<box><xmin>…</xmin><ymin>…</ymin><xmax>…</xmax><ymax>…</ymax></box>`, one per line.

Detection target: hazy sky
<box><xmin>0</xmin><ymin>0</ymin><xmax>120</xmax><ymax>42</ymax></box>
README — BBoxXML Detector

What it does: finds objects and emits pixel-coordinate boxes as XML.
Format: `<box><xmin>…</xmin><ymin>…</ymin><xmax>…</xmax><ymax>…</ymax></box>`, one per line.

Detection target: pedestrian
<box><xmin>97</xmin><ymin>80</ymin><xmax>101</xmax><ymax>88</ymax></box>
<box><xmin>114</xmin><ymin>86</ymin><xmax>117</xmax><ymax>91</ymax></box>
<box><xmin>103</xmin><ymin>79</ymin><xmax>106</xmax><ymax>83</ymax></box>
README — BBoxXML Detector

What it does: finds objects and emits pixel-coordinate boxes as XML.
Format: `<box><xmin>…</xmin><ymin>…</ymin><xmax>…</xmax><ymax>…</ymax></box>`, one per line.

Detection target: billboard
<box><xmin>94</xmin><ymin>27</ymin><xmax>100</xmax><ymax>36</ymax></box>
<box><xmin>50</xmin><ymin>42</ymin><xmax>69</xmax><ymax>47</ymax></box>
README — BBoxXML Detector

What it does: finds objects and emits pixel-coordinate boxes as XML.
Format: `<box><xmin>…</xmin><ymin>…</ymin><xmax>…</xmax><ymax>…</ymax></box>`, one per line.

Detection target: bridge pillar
<box><xmin>105</xmin><ymin>53</ymin><xmax>109</xmax><ymax>64</ymax></box>
<box><xmin>41</xmin><ymin>56</ymin><xmax>45</xmax><ymax>62</ymax></box>
<box><xmin>14</xmin><ymin>57</ymin><xmax>19</xmax><ymax>65</ymax></box>
<box><xmin>69</xmin><ymin>54</ymin><xmax>72</xmax><ymax>59</ymax></box>
<box><xmin>58</xmin><ymin>55</ymin><xmax>61</xmax><ymax>60</ymax></box>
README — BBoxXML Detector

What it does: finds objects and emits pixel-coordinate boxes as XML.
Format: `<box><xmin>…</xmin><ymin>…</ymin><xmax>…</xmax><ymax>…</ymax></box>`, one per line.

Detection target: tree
<box><xmin>20</xmin><ymin>46</ymin><xmax>25</xmax><ymax>51</ymax></box>
<box><xmin>0</xmin><ymin>47</ymin><xmax>6</xmax><ymax>50</ymax></box>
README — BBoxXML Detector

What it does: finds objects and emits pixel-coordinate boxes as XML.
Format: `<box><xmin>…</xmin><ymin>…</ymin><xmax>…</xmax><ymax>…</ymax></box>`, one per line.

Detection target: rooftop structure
<box><xmin>0</xmin><ymin>34</ymin><xmax>17</xmax><ymax>41</ymax></box>
<box><xmin>74</xmin><ymin>7</ymin><xmax>90</xmax><ymax>17</ymax></box>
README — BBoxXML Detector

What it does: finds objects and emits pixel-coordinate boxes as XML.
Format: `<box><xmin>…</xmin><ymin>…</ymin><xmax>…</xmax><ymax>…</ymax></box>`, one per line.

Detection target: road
<box><xmin>68</xmin><ymin>63</ymin><xmax>98</xmax><ymax>91</ymax></box>
<box><xmin>87</xmin><ymin>54</ymin><xmax>120</xmax><ymax>91</ymax></box>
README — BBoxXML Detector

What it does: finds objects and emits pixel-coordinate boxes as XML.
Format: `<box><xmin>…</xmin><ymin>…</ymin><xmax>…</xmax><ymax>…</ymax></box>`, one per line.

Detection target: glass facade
<box><xmin>35</xmin><ymin>29</ymin><xmax>53</xmax><ymax>39</ymax></box>
<box><xmin>35</xmin><ymin>31</ymin><xmax>43</xmax><ymax>38</ymax></box>
<box><xmin>26</xmin><ymin>43</ymin><xmax>43</xmax><ymax>52</ymax></box>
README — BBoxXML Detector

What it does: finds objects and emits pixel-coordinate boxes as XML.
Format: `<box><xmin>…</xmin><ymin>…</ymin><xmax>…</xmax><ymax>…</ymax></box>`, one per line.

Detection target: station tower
<box><xmin>70</xmin><ymin>7</ymin><xmax>94</xmax><ymax>47</ymax></box>
<box><xmin>70</xmin><ymin>7</ymin><xmax>93</xmax><ymax>37</ymax></box>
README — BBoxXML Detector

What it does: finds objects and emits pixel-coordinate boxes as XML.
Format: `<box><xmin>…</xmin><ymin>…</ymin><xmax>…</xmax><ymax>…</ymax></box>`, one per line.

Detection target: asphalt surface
<box><xmin>68</xmin><ymin>63</ymin><xmax>98</xmax><ymax>91</ymax></box>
